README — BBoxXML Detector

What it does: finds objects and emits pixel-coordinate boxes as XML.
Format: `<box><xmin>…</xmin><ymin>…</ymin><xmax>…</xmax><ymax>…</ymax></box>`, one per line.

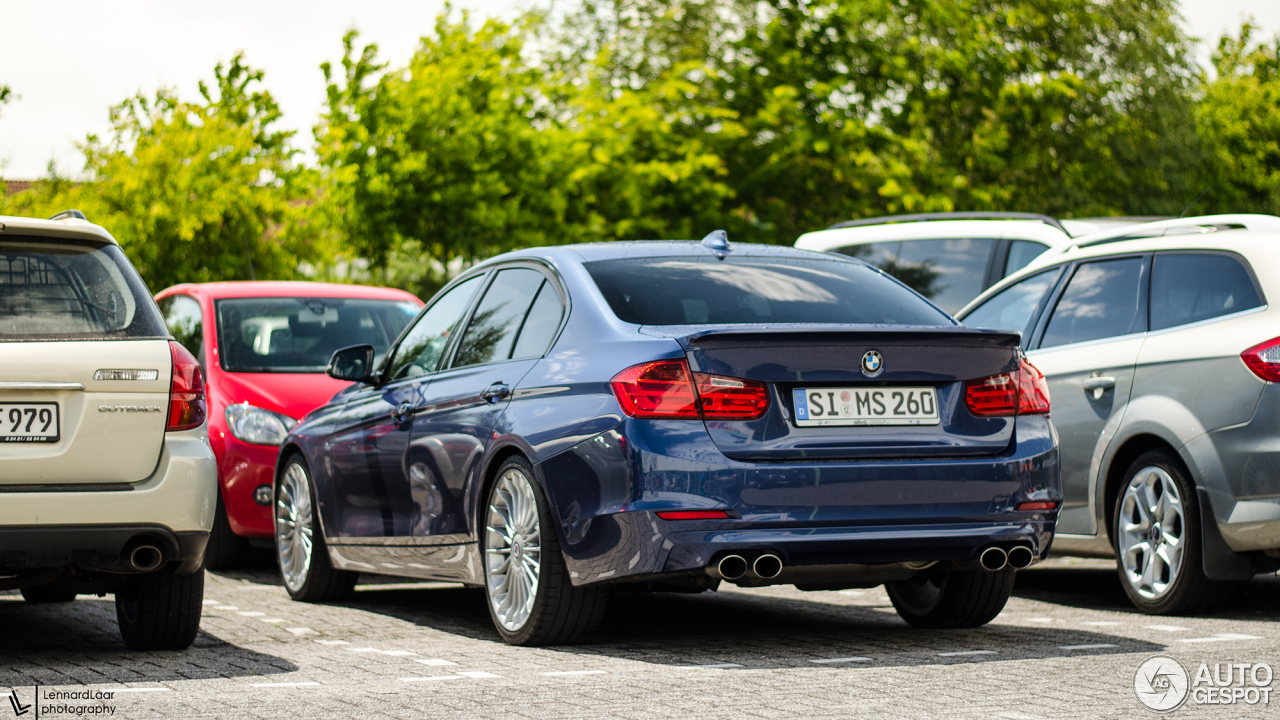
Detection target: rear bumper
<box><xmin>0</xmin><ymin>525</ymin><xmax>208</xmax><ymax>575</ymax></box>
<box><xmin>0</xmin><ymin>431</ymin><xmax>217</xmax><ymax>535</ymax></box>
<box><xmin>538</xmin><ymin>414</ymin><xmax>1060</xmax><ymax>586</ymax></box>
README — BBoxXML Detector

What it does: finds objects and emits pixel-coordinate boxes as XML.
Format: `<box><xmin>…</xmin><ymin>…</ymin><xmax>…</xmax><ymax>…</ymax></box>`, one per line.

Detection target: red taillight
<box><xmin>656</xmin><ymin>510</ymin><xmax>732</xmax><ymax>520</ymax></box>
<box><xmin>1017</xmin><ymin>501</ymin><xmax>1059</xmax><ymax>511</ymax></box>
<box><xmin>167</xmin><ymin>340</ymin><xmax>207</xmax><ymax>431</ymax></box>
<box><xmin>610</xmin><ymin>360</ymin><xmax>700</xmax><ymax>418</ymax></box>
<box><xmin>610</xmin><ymin>359</ymin><xmax>770</xmax><ymax>420</ymax></box>
<box><xmin>964</xmin><ymin>356</ymin><xmax>1050</xmax><ymax>417</ymax></box>
<box><xmin>1242</xmin><ymin>337</ymin><xmax>1280</xmax><ymax>382</ymax></box>
<box><xmin>694</xmin><ymin>372</ymin><xmax>769</xmax><ymax>420</ymax></box>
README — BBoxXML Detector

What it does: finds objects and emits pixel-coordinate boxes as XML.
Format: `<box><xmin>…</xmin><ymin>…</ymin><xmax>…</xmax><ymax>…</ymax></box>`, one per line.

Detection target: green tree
<box><xmin>316</xmin><ymin>16</ymin><xmax>571</xmax><ymax>295</ymax></box>
<box><xmin>1194</xmin><ymin>22</ymin><xmax>1280</xmax><ymax>215</ymax></box>
<box><xmin>1</xmin><ymin>55</ymin><xmax>310</xmax><ymax>290</ymax></box>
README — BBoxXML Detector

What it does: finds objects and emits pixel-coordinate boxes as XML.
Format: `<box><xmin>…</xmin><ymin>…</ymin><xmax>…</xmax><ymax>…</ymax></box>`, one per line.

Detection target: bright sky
<box><xmin>1</xmin><ymin>0</ymin><xmax>1276</xmax><ymax>179</ymax></box>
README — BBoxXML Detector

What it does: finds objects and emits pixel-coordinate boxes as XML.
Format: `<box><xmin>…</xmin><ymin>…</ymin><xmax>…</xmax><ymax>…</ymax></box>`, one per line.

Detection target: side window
<box><xmin>385</xmin><ymin>275</ymin><xmax>483</xmax><ymax>381</ymax></box>
<box><xmin>1004</xmin><ymin>240</ymin><xmax>1049</xmax><ymax>277</ymax></box>
<box><xmin>511</xmin><ymin>281</ymin><xmax>565</xmax><ymax>359</ymax></box>
<box><xmin>452</xmin><ymin>268</ymin><xmax>546</xmax><ymax>367</ymax></box>
<box><xmin>160</xmin><ymin>295</ymin><xmax>203</xmax><ymax>364</ymax></box>
<box><xmin>840</xmin><ymin>239</ymin><xmax>997</xmax><ymax>314</ymax></box>
<box><xmin>1040</xmin><ymin>257</ymin><xmax>1146</xmax><ymax>349</ymax></box>
<box><xmin>836</xmin><ymin>241</ymin><xmax>899</xmax><ymax>270</ymax></box>
<box><xmin>1150</xmin><ymin>253</ymin><xmax>1262</xmax><ymax>331</ymax></box>
<box><xmin>962</xmin><ymin>268</ymin><xmax>1060</xmax><ymax>341</ymax></box>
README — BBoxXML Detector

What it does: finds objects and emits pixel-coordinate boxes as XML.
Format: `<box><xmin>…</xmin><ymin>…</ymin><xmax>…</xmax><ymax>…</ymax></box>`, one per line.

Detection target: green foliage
<box><xmin>0</xmin><ymin>55</ymin><xmax>313</xmax><ymax>292</ymax></box>
<box><xmin>1194</xmin><ymin>23</ymin><xmax>1280</xmax><ymax>215</ymax></box>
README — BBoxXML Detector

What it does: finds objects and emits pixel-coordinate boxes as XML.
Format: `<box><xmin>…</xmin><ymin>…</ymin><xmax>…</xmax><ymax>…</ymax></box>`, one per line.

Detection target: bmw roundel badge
<box><xmin>861</xmin><ymin>350</ymin><xmax>884</xmax><ymax>376</ymax></box>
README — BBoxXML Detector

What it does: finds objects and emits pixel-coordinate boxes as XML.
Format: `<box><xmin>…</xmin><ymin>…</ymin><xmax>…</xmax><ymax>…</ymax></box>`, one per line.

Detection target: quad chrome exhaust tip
<box><xmin>1006</xmin><ymin>545</ymin><xmax>1035</xmax><ymax>570</ymax></box>
<box><xmin>979</xmin><ymin>546</ymin><xmax>1008</xmax><ymax>572</ymax></box>
<box><xmin>716</xmin><ymin>555</ymin><xmax>748</xmax><ymax>581</ymax></box>
<box><xmin>752</xmin><ymin>554</ymin><xmax>783</xmax><ymax>580</ymax></box>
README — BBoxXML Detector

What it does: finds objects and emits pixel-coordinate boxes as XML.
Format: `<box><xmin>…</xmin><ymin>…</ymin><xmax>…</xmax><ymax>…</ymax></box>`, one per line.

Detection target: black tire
<box><xmin>481</xmin><ymin>456</ymin><xmax>609</xmax><ymax>646</ymax></box>
<box><xmin>1112</xmin><ymin>450</ymin><xmax>1235</xmax><ymax>615</ymax></box>
<box><xmin>204</xmin><ymin>490</ymin><xmax>246</xmax><ymax>570</ymax></box>
<box><xmin>115</xmin><ymin>568</ymin><xmax>204</xmax><ymax>650</ymax></box>
<box><xmin>276</xmin><ymin>455</ymin><xmax>356</xmax><ymax>602</ymax></box>
<box><xmin>21</xmin><ymin>582</ymin><xmax>77</xmax><ymax>603</ymax></box>
<box><xmin>886</xmin><ymin>568</ymin><xmax>1015</xmax><ymax>628</ymax></box>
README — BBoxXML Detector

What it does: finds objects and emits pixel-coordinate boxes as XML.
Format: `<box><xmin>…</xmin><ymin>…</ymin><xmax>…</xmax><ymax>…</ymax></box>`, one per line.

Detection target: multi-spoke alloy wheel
<box><xmin>485</xmin><ymin>467</ymin><xmax>542</xmax><ymax>632</ymax></box>
<box><xmin>1112</xmin><ymin>450</ymin><xmax>1234</xmax><ymax>615</ymax></box>
<box><xmin>274</xmin><ymin>457</ymin><xmax>354</xmax><ymax>602</ymax></box>
<box><xmin>276</xmin><ymin>462</ymin><xmax>314</xmax><ymax>594</ymax></box>
<box><xmin>1118</xmin><ymin>465</ymin><xmax>1184</xmax><ymax>600</ymax></box>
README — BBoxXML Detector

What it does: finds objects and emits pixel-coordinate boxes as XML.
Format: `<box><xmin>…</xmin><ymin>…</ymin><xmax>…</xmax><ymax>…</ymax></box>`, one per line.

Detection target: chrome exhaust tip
<box><xmin>752</xmin><ymin>554</ymin><xmax>783</xmax><ymax>580</ymax></box>
<box><xmin>979</xmin><ymin>546</ymin><xmax>1008</xmax><ymax>572</ymax></box>
<box><xmin>716</xmin><ymin>555</ymin><xmax>748</xmax><ymax>581</ymax></box>
<box><xmin>129</xmin><ymin>545</ymin><xmax>164</xmax><ymax>573</ymax></box>
<box><xmin>1006</xmin><ymin>545</ymin><xmax>1035</xmax><ymax>570</ymax></box>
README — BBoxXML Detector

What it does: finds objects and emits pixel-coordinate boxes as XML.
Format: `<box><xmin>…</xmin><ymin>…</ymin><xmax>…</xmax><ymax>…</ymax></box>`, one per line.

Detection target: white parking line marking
<box><xmin>837</xmin><ymin>590</ymin><xmax>864</xmax><ymax>596</ymax></box>
<box><xmin>416</xmin><ymin>659</ymin><xmax>457</xmax><ymax>666</ymax></box>
<box><xmin>215</xmin><ymin>606</ymin><xmax>239</xmax><ymax>611</ymax></box>
<box><xmin>809</xmin><ymin>657</ymin><xmax>871</xmax><ymax>664</ymax></box>
<box><xmin>938</xmin><ymin>651</ymin><xmax>996</xmax><ymax>657</ymax></box>
<box><xmin>315</xmin><ymin>640</ymin><xmax>350</xmax><ymax>646</ymax></box>
<box><xmin>347</xmin><ymin>648</ymin><xmax>382</xmax><ymax>653</ymax></box>
<box><xmin>455</xmin><ymin>671</ymin><xmax>500</xmax><ymax>679</ymax></box>
<box><xmin>110</xmin><ymin>688</ymin><xmax>172</xmax><ymax>693</ymax></box>
<box><xmin>286</xmin><ymin>627</ymin><xmax>317</xmax><ymax>635</ymax></box>
<box><xmin>1058</xmin><ymin>644</ymin><xmax>1118</xmax><ymax>651</ymax></box>
<box><xmin>237</xmin><ymin>611</ymin><xmax>265</xmax><ymax>617</ymax></box>
<box><xmin>260</xmin><ymin>618</ymin><xmax>286</xmax><ymax>623</ymax></box>
<box><xmin>542</xmin><ymin>671</ymin><xmax>607</xmax><ymax>676</ymax></box>
<box><xmin>1145</xmin><ymin>625</ymin><xmax>1189</xmax><ymax>632</ymax></box>
<box><xmin>251</xmin><ymin>682</ymin><xmax>320</xmax><ymax>688</ymax></box>
<box><xmin>1180</xmin><ymin>633</ymin><xmax>1262</xmax><ymax>643</ymax></box>
<box><xmin>676</xmin><ymin>663</ymin><xmax>743</xmax><ymax>669</ymax></box>
<box><xmin>401</xmin><ymin>676</ymin><xmax>465</xmax><ymax>683</ymax></box>
<box><xmin>1080</xmin><ymin>621</ymin><xmax>1120</xmax><ymax>626</ymax></box>
<box><xmin>380</xmin><ymin>650</ymin><xmax>417</xmax><ymax>656</ymax></box>
<box><xmin>1027</xmin><ymin>618</ymin><xmax>1052</xmax><ymax>623</ymax></box>
<box><xmin>201</xmin><ymin>600</ymin><xmax>220</xmax><ymax>605</ymax></box>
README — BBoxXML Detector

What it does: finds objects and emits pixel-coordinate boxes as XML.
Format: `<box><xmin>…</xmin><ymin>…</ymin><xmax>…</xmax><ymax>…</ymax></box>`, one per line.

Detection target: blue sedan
<box><xmin>272</xmin><ymin>234</ymin><xmax>1061</xmax><ymax>645</ymax></box>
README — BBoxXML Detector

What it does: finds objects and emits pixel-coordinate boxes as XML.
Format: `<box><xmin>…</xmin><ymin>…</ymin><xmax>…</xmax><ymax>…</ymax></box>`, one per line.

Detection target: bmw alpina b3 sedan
<box><xmin>275</xmin><ymin>233</ymin><xmax>1060</xmax><ymax>645</ymax></box>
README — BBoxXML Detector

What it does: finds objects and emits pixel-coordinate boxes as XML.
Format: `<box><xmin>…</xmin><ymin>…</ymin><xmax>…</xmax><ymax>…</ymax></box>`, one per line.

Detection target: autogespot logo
<box><xmin>1134</xmin><ymin>656</ymin><xmax>1274</xmax><ymax>712</ymax></box>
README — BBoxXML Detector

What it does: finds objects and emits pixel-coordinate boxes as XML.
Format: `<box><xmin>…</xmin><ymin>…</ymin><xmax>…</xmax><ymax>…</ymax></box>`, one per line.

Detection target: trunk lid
<box><xmin>653</xmin><ymin>325</ymin><xmax>1021</xmax><ymax>461</ymax></box>
<box><xmin>0</xmin><ymin>340</ymin><xmax>172</xmax><ymax>485</ymax></box>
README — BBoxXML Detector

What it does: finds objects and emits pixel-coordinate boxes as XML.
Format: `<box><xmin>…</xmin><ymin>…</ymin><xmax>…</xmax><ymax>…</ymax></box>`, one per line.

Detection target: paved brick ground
<box><xmin>2</xmin><ymin>556</ymin><xmax>1277</xmax><ymax>719</ymax></box>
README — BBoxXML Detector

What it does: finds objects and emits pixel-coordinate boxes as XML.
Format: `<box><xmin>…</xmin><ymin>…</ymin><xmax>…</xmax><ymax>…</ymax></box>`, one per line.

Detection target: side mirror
<box><xmin>328</xmin><ymin>344</ymin><xmax>377</xmax><ymax>383</ymax></box>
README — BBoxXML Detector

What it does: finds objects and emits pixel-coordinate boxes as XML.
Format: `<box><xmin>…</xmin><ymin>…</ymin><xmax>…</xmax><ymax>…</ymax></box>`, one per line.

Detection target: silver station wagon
<box><xmin>958</xmin><ymin>215</ymin><xmax>1280</xmax><ymax>615</ymax></box>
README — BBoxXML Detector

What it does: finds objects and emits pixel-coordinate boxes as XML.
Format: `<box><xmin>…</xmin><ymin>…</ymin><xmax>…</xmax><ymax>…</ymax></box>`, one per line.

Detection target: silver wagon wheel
<box><xmin>276</xmin><ymin>462</ymin><xmax>314</xmax><ymax>593</ymax></box>
<box><xmin>1118</xmin><ymin>465</ymin><xmax>1185</xmax><ymax>599</ymax></box>
<box><xmin>484</xmin><ymin>467</ymin><xmax>542</xmax><ymax>632</ymax></box>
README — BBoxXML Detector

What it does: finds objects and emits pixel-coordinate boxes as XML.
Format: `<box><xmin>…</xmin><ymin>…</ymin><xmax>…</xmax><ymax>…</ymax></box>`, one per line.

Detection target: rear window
<box><xmin>585</xmin><ymin>255</ymin><xmax>953</xmax><ymax>326</ymax></box>
<box><xmin>216</xmin><ymin>297</ymin><xmax>419</xmax><ymax>373</ymax></box>
<box><xmin>0</xmin><ymin>237</ymin><xmax>167</xmax><ymax>341</ymax></box>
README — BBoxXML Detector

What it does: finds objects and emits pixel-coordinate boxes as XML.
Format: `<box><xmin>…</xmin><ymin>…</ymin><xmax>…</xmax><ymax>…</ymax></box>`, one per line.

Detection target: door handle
<box><xmin>1082</xmin><ymin>376</ymin><xmax>1116</xmax><ymax>390</ymax></box>
<box><xmin>481</xmin><ymin>383</ymin><xmax>511</xmax><ymax>403</ymax></box>
<box><xmin>392</xmin><ymin>402</ymin><xmax>414</xmax><ymax>422</ymax></box>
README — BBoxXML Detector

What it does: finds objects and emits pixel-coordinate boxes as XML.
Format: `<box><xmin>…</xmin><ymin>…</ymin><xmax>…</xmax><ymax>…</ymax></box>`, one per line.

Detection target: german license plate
<box><xmin>793</xmin><ymin>387</ymin><xmax>939</xmax><ymax>426</ymax></box>
<box><xmin>0</xmin><ymin>403</ymin><xmax>60</xmax><ymax>442</ymax></box>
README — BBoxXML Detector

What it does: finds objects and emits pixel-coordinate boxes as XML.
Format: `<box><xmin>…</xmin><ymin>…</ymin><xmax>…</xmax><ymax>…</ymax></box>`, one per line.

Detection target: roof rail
<box><xmin>1068</xmin><ymin>214</ymin><xmax>1280</xmax><ymax>250</ymax></box>
<box><xmin>827</xmin><ymin>212</ymin><xmax>1069</xmax><ymax>236</ymax></box>
<box><xmin>49</xmin><ymin>209</ymin><xmax>87</xmax><ymax>222</ymax></box>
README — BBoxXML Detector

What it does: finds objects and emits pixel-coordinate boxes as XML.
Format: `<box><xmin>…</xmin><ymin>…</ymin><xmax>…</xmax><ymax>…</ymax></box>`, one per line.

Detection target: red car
<box><xmin>154</xmin><ymin>282</ymin><xmax>423</xmax><ymax>567</ymax></box>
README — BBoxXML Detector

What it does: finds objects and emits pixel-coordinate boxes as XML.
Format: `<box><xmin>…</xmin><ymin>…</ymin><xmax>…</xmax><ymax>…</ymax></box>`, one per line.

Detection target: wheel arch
<box><xmin>1099</xmin><ymin>433</ymin><xmax>1190</xmax><ymax>549</ymax></box>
